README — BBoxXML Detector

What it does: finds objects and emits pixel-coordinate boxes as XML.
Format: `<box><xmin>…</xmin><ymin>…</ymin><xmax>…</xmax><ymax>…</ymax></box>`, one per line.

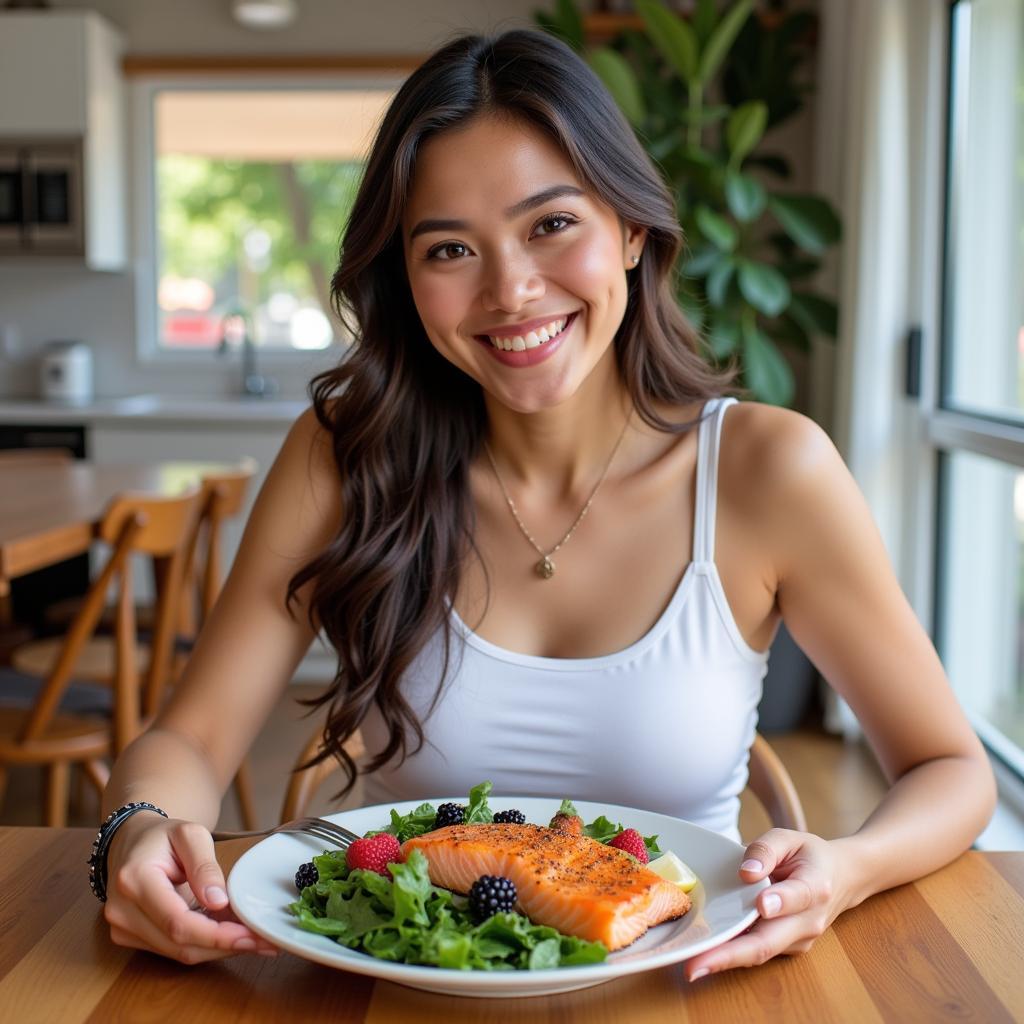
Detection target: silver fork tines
<box><xmin>212</xmin><ymin>815</ymin><xmax>362</xmax><ymax>850</ymax></box>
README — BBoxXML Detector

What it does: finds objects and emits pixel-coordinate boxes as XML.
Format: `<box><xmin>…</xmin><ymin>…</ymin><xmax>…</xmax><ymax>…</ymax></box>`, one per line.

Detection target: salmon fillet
<box><xmin>401</xmin><ymin>823</ymin><xmax>691</xmax><ymax>951</ymax></box>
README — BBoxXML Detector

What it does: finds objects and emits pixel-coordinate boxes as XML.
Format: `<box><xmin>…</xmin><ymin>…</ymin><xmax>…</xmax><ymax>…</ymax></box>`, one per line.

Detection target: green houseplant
<box><xmin>534</xmin><ymin>0</ymin><xmax>841</xmax><ymax>407</ymax></box>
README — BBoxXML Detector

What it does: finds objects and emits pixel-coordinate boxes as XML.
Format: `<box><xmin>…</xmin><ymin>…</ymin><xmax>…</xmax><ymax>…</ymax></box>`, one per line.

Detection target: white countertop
<box><xmin>0</xmin><ymin>394</ymin><xmax>309</xmax><ymax>425</ymax></box>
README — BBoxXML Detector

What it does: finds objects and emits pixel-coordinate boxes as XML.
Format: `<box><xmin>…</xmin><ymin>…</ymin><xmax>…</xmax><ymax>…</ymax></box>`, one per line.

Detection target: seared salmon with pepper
<box><xmin>401</xmin><ymin>823</ymin><xmax>691</xmax><ymax>951</ymax></box>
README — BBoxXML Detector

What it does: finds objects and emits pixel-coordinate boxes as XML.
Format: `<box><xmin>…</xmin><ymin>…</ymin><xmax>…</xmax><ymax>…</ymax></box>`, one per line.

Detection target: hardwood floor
<box><xmin>0</xmin><ymin>684</ymin><xmax>889</xmax><ymax>838</ymax></box>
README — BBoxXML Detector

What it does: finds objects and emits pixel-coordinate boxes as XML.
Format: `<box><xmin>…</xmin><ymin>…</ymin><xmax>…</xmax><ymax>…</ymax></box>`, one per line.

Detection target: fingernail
<box><xmin>740</xmin><ymin>859</ymin><xmax>763</xmax><ymax>873</ymax></box>
<box><xmin>762</xmin><ymin>893</ymin><xmax>782</xmax><ymax>917</ymax></box>
<box><xmin>205</xmin><ymin>886</ymin><xmax>227</xmax><ymax>905</ymax></box>
<box><xmin>234</xmin><ymin>937</ymin><xmax>256</xmax><ymax>951</ymax></box>
<box><xmin>690</xmin><ymin>968</ymin><xmax>710</xmax><ymax>982</ymax></box>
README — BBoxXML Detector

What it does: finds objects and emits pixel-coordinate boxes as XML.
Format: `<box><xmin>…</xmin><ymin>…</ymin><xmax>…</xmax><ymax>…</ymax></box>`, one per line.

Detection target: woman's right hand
<box><xmin>102</xmin><ymin>812</ymin><xmax>279</xmax><ymax>963</ymax></box>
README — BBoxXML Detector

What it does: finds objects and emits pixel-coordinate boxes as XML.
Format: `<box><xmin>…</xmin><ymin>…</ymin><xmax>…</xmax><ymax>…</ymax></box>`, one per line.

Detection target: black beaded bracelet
<box><xmin>88</xmin><ymin>802</ymin><xmax>168</xmax><ymax>902</ymax></box>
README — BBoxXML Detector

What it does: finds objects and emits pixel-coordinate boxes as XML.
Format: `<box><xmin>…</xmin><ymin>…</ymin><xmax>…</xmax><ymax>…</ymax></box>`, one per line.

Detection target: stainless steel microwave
<box><xmin>0</xmin><ymin>138</ymin><xmax>84</xmax><ymax>256</ymax></box>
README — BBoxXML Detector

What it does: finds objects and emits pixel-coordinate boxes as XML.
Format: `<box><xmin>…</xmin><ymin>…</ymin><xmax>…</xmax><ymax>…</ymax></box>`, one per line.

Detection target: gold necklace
<box><xmin>483</xmin><ymin>411</ymin><xmax>632</xmax><ymax>580</ymax></box>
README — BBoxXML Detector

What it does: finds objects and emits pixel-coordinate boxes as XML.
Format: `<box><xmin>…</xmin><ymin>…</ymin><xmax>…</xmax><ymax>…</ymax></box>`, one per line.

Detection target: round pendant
<box><xmin>536</xmin><ymin>556</ymin><xmax>555</xmax><ymax>579</ymax></box>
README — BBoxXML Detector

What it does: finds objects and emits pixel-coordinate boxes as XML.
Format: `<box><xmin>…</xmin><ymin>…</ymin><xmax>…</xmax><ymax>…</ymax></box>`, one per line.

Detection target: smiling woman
<box><xmin>98</xmin><ymin>26</ymin><xmax>995</xmax><ymax>985</ymax></box>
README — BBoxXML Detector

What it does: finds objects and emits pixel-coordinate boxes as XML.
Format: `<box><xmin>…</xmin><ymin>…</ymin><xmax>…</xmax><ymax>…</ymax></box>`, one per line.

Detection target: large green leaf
<box><xmin>682</xmin><ymin>245</ymin><xmax>720</xmax><ymax>277</ymax></box>
<box><xmin>788</xmin><ymin>291</ymin><xmax>839</xmax><ymax>337</ymax></box>
<box><xmin>737</xmin><ymin>259</ymin><xmax>791</xmax><ymax>316</ymax></box>
<box><xmin>724</xmin><ymin>171</ymin><xmax>766</xmax><ymax>223</ymax></box>
<box><xmin>694</xmin><ymin>0</ymin><xmax>718</xmax><ymax>44</ymax></box>
<box><xmin>587</xmin><ymin>48</ymin><xmax>646</xmax><ymax>126</ymax></box>
<box><xmin>743</xmin><ymin>320</ymin><xmax>794</xmax><ymax>406</ymax></box>
<box><xmin>725</xmin><ymin>101</ymin><xmax>768</xmax><ymax>166</ymax></box>
<box><xmin>708</xmin><ymin>315</ymin><xmax>740</xmax><ymax>358</ymax></box>
<box><xmin>706</xmin><ymin>255</ymin><xmax>735</xmax><ymax>308</ymax></box>
<box><xmin>767</xmin><ymin>194</ymin><xmax>842</xmax><ymax>254</ymax></box>
<box><xmin>636</xmin><ymin>0</ymin><xmax>699</xmax><ymax>82</ymax></box>
<box><xmin>679</xmin><ymin>104</ymin><xmax>732</xmax><ymax>126</ymax></box>
<box><xmin>549</xmin><ymin>0</ymin><xmax>585</xmax><ymax>51</ymax></box>
<box><xmin>699</xmin><ymin>0</ymin><xmax>755</xmax><ymax>85</ymax></box>
<box><xmin>695</xmin><ymin>205</ymin><xmax>737</xmax><ymax>252</ymax></box>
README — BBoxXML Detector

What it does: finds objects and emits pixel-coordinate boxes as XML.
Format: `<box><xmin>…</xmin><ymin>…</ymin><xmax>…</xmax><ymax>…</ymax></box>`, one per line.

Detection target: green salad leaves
<box><xmin>288</xmin><ymin>782</ymin><xmax>662</xmax><ymax>971</ymax></box>
<box><xmin>289</xmin><ymin>847</ymin><xmax>607</xmax><ymax>970</ymax></box>
<box><xmin>367</xmin><ymin>781</ymin><xmax>497</xmax><ymax>844</ymax></box>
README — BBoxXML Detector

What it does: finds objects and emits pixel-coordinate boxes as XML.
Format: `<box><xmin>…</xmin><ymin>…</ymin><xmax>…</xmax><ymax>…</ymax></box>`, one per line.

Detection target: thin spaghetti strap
<box><xmin>692</xmin><ymin>397</ymin><xmax>738</xmax><ymax>564</ymax></box>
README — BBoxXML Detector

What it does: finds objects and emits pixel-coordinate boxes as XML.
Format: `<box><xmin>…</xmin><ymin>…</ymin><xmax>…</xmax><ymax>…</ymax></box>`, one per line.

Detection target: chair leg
<box><xmin>232</xmin><ymin>758</ymin><xmax>258</xmax><ymax>831</ymax></box>
<box><xmin>81</xmin><ymin>758</ymin><xmax>111</xmax><ymax>800</ymax></box>
<box><xmin>45</xmin><ymin>762</ymin><xmax>71</xmax><ymax>827</ymax></box>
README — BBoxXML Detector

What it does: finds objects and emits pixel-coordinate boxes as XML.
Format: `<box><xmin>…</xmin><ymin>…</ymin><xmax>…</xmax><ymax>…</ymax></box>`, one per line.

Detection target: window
<box><xmin>936</xmin><ymin>0</ymin><xmax>1024</xmax><ymax>773</ymax></box>
<box><xmin>139</xmin><ymin>82</ymin><xmax>397</xmax><ymax>354</ymax></box>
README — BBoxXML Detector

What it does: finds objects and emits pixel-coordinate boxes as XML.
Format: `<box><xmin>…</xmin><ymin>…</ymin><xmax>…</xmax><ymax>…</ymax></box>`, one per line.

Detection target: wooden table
<box><xmin>2</xmin><ymin>828</ymin><xmax>1022</xmax><ymax>1023</ymax></box>
<box><xmin>0</xmin><ymin>461</ymin><xmax>229</xmax><ymax>598</ymax></box>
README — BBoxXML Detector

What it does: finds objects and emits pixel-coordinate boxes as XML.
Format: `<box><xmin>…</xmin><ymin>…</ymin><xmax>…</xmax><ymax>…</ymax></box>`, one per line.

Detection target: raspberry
<box><xmin>468</xmin><ymin>875</ymin><xmax>518</xmax><ymax>921</ymax></box>
<box><xmin>294</xmin><ymin>861</ymin><xmax>318</xmax><ymax>892</ymax></box>
<box><xmin>433</xmin><ymin>802</ymin><xmax>465</xmax><ymax>829</ymax></box>
<box><xmin>609</xmin><ymin>828</ymin><xmax>649</xmax><ymax>863</ymax></box>
<box><xmin>346</xmin><ymin>833</ymin><xmax>404</xmax><ymax>877</ymax></box>
<box><xmin>493</xmin><ymin>809</ymin><xmax>526</xmax><ymax>825</ymax></box>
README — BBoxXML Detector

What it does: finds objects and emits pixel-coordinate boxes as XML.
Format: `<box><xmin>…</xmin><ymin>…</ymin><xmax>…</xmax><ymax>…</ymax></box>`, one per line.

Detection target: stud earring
<box><xmin>631</xmin><ymin>254</ymin><xmax>639</xmax><ymax>265</ymax></box>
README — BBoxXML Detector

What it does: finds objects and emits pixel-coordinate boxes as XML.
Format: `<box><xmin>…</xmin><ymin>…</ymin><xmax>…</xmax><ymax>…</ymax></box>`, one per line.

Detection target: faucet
<box><xmin>218</xmin><ymin>307</ymin><xmax>278</xmax><ymax>398</ymax></box>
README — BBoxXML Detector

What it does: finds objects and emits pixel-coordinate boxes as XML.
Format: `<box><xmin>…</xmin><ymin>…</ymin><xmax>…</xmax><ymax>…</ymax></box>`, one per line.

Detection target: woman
<box><xmin>97</xmin><ymin>29</ymin><xmax>995</xmax><ymax>979</ymax></box>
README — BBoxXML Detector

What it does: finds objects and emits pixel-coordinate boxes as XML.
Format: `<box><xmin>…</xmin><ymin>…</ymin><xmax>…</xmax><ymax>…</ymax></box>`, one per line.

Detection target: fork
<box><xmin>212</xmin><ymin>816</ymin><xmax>362</xmax><ymax>850</ymax></box>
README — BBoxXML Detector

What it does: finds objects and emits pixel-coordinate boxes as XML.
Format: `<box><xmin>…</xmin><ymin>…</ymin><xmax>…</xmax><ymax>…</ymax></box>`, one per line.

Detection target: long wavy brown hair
<box><xmin>286</xmin><ymin>28</ymin><xmax>739</xmax><ymax>798</ymax></box>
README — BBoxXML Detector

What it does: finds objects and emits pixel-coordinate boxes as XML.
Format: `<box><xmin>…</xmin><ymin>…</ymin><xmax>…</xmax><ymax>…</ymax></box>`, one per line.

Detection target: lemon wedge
<box><xmin>647</xmin><ymin>851</ymin><xmax>698</xmax><ymax>892</ymax></box>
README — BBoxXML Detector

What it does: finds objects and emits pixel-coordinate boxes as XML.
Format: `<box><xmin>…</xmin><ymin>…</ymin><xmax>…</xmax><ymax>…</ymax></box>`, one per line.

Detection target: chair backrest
<box><xmin>197</xmin><ymin>457</ymin><xmax>258</xmax><ymax>619</ymax></box>
<box><xmin>747</xmin><ymin>732</ymin><xmax>807</xmax><ymax>831</ymax></box>
<box><xmin>278</xmin><ymin>728</ymin><xmax>807</xmax><ymax>832</ymax></box>
<box><xmin>0</xmin><ymin>447</ymin><xmax>74</xmax><ymax>467</ymax></box>
<box><xmin>279</xmin><ymin>725</ymin><xmax>364</xmax><ymax>824</ymax></box>
<box><xmin>19</xmin><ymin>487</ymin><xmax>202</xmax><ymax>753</ymax></box>
<box><xmin>172</xmin><ymin>458</ymin><xmax>258</xmax><ymax>637</ymax></box>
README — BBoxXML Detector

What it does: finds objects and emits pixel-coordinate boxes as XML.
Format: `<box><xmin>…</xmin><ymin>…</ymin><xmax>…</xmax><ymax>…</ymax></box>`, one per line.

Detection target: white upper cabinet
<box><xmin>0</xmin><ymin>11</ymin><xmax>126</xmax><ymax>269</ymax></box>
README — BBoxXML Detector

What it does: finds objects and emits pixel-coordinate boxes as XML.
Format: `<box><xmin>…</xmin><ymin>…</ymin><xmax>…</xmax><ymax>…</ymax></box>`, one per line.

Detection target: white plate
<box><xmin>227</xmin><ymin>796</ymin><xmax>766</xmax><ymax>998</ymax></box>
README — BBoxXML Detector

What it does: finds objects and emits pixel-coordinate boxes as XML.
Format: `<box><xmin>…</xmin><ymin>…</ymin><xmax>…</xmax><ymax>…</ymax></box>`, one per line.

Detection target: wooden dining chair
<box><xmin>276</xmin><ymin>727</ymin><xmax>807</xmax><ymax>833</ymax></box>
<box><xmin>279</xmin><ymin>725</ymin><xmax>365</xmax><ymax>824</ymax></box>
<box><xmin>747</xmin><ymin>732</ymin><xmax>807</xmax><ymax>832</ymax></box>
<box><xmin>0</xmin><ymin>487</ymin><xmax>202</xmax><ymax>826</ymax></box>
<box><xmin>172</xmin><ymin>458</ymin><xmax>260</xmax><ymax>828</ymax></box>
<box><xmin>15</xmin><ymin>458</ymin><xmax>261</xmax><ymax>829</ymax></box>
<box><xmin>175</xmin><ymin>457</ymin><xmax>259</xmax><ymax>644</ymax></box>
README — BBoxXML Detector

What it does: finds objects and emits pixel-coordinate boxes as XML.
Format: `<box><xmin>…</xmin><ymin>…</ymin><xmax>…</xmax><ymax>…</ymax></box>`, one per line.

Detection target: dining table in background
<box><xmin>1</xmin><ymin>827</ymin><xmax>1021</xmax><ymax>1023</ymax></box>
<box><xmin>0</xmin><ymin>459</ymin><xmax>232</xmax><ymax>604</ymax></box>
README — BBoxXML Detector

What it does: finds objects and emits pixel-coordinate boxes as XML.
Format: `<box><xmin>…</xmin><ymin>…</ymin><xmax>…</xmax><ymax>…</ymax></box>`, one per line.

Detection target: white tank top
<box><xmin>358</xmin><ymin>397</ymin><xmax>769</xmax><ymax>842</ymax></box>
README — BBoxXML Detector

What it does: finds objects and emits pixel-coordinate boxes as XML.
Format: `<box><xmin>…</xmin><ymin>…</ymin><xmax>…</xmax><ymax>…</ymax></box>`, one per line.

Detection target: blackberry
<box><xmin>433</xmin><ymin>802</ymin><xmax>465</xmax><ymax>829</ymax></box>
<box><xmin>468</xmin><ymin>874</ymin><xmax>518</xmax><ymax>922</ymax></box>
<box><xmin>294</xmin><ymin>861</ymin><xmax>319</xmax><ymax>892</ymax></box>
<box><xmin>493</xmin><ymin>809</ymin><xmax>527</xmax><ymax>825</ymax></box>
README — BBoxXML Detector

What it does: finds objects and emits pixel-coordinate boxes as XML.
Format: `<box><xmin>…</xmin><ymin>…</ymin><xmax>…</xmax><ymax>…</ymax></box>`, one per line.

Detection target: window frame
<box><xmin>931</xmin><ymin>0</ymin><xmax>1024</xmax><ymax>783</ymax></box>
<box><xmin>129</xmin><ymin>72</ymin><xmax>405</xmax><ymax>365</ymax></box>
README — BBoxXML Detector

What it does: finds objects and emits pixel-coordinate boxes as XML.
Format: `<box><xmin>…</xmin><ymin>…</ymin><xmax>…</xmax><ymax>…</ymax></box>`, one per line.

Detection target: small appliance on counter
<box><xmin>38</xmin><ymin>339</ymin><xmax>93</xmax><ymax>403</ymax></box>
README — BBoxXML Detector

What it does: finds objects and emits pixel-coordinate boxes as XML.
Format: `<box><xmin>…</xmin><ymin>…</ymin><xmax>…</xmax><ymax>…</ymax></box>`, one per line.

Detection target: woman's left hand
<box><xmin>684</xmin><ymin>829</ymin><xmax>858</xmax><ymax>982</ymax></box>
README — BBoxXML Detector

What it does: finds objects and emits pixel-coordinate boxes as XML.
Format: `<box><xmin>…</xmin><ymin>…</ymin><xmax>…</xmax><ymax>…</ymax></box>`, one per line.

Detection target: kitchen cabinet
<box><xmin>0</xmin><ymin>10</ymin><xmax>126</xmax><ymax>269</ymax></box>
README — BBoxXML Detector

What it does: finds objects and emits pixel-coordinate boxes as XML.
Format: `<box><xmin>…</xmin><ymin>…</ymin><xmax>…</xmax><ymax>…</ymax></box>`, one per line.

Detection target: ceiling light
<box><xmin>232</xmin><ymin>0</ymin><xmax>297</xmax><ymax>29</ymax></box>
